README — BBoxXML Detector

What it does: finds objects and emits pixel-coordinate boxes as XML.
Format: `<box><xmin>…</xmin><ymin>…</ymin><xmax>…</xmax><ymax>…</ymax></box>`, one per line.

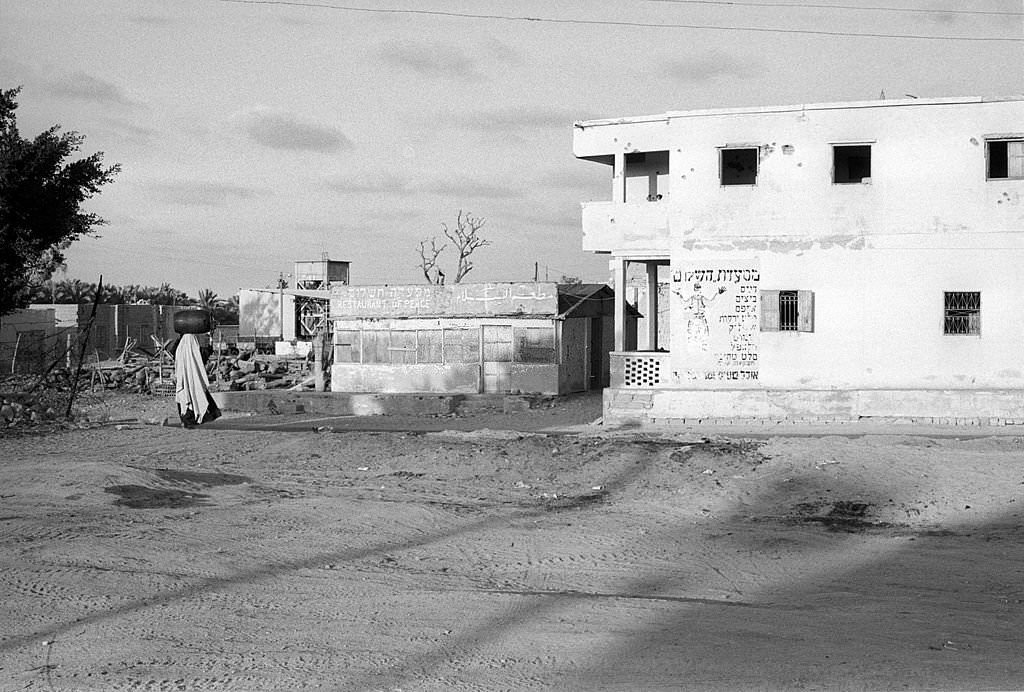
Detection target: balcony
<box><xmin>581</xmin><ymin>200</ymin><xmax>670</xmax><ymax>254</ymax></box>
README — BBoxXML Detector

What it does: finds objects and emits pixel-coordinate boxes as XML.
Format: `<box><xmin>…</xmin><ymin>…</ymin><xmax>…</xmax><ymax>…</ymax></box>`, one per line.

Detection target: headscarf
<box><xmin>175</xmin><ymin>334</ymin><xmax>212</xmax><ymax>422</ymax></box>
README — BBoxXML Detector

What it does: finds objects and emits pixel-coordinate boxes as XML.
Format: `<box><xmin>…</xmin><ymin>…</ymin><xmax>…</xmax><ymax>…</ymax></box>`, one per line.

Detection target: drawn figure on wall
<box><xmin>674</xmin><ymin>282</ymin><xmax>727</xmax><ymax>351</ymax></box>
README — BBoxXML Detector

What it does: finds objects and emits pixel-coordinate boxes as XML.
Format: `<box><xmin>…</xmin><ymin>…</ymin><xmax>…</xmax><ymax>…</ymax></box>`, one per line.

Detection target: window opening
<box><xmin>720</xmin><ymin>148</ymin><xmax>758</xmax><ymax>185</ymax></box>
<box><xmin>443</xmin><ymin>328</ymin><xmax>480</xmax><ymax>364</ymax></box>
<box><xmin>779</xmin><ymin>291</ymin><xmax>799</xmax><ymax>331</ymax></box>
<box><xmin>944</xmin><ymin>292</ymin><xmax>980</xmax><ymax>335</ymax></box>
<box><xmin>417</xmin><ymin>329</ymin><xmax>442</xmax><ymax>363</ymax></box>
<box><xmin>335</xmin><ymin>330</ymin><xmax>360</xmax><ymax>362</ymax></box>
<box><xmin>833</xmin><ymin>144</ymin><xmax>872</xmax><ymax>183</ymax></box>
<box><xmin>987</xmin><ymin>140</ymin><xmax>1024</xmax><ymax>180</ymax></box>
<box><xmin>513</xmin><ymin>327</ymin><xmax>557</xmax><ymax>363</ymax></box>
<box><xmin>761</xmin><ymin>290</ymin><xmax>814</xmax><ymax>333</ymax></box>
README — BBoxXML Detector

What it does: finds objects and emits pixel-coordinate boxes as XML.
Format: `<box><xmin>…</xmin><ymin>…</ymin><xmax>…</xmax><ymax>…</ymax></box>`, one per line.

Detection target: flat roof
<box><xmin>573</xmin><ymin>95</ymin><xmax>1024</xmax><ymax>128</ymax></box>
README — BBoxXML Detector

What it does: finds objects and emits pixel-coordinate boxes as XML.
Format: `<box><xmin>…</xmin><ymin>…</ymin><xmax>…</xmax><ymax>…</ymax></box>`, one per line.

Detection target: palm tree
<box><xmin>55</xmin><ymin>279</ymin><xmax>94</xmax><ymax>303</ymax></box>
<box><xmin>196</xmin><ymin>288</ymin><xmax>219</xmax><ymax>311</ymax></box>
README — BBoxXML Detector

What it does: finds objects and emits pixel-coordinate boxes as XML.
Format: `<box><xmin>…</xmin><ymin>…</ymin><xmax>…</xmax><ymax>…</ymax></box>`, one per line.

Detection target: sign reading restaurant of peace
<box><xmin>672</xmin><ymin>261</ymin><xmax>760</xmax><ymax>387</ymax></box>
<box><xmin>330</xmin><ymin>282</ymin><xmax>559</xmax><ymax>318</ymax></box>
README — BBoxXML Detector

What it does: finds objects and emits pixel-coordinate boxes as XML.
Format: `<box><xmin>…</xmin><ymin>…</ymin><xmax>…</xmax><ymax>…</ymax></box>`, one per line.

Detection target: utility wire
<box><xmin>648</xmin><ymin>0</ymin><xmax>1024</xmax><ymax>17</ymax></box>
<box><xmin>215</xmin><ymin>0</ymin><xmax>1024</xmax><ymax>41</ymax></box>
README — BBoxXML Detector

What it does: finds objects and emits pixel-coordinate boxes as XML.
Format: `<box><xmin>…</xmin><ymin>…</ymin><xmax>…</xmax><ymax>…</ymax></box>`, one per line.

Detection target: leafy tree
<box><xmin>212</xmin><ymin>294</ymin><xmax>239</xmax><ymax>325</ymax></box>
<box><xmin>0</xmin><ymin>87</ymin><xmax>120</xmax><ymax>316</ymax></box>
<box><xmin>416</xmin><ymin>210</ymin><xmax>490</xmax><ymax>284</ymax></box>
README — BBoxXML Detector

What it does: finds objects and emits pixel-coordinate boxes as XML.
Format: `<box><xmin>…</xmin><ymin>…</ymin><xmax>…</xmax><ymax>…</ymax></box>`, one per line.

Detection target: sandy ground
<box><xmin>1</xmin><ymin>392</ymin><xmax>1024</xmax><ymax>691</ymax></box>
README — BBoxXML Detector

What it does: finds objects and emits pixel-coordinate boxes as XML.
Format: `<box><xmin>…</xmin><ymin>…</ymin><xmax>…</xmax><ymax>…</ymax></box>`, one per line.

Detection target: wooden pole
<box><xmin>312</xmin><ymin>329</ymin><xmax>325</xmax><ymax>392</ymax></box>
<box><xmin>10</xmin><ymin>332</ymin><xmax>21</xmax><ymax>375</ymax></box>
<box><xmin>65</xmin><ymin>276</ymin><xmax>103</xmax><ymax>419</ymax></box>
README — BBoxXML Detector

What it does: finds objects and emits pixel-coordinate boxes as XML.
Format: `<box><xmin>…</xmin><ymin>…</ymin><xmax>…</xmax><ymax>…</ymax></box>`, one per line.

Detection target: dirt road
<box><xmin>2</xmin><ymin>402</ymin><xmax>1023</xmax><ymax>690</ymax></box>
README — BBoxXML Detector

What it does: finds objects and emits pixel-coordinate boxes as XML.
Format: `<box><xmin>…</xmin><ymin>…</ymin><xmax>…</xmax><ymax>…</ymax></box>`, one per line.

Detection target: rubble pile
<box><xmin>0</xmin><ymin>374</ymin><xmax>75</xmax><ymax>432</ymax></box>
<box><xmin>0</xmin><ymin>395</ymin><xmax>60</xmax><ymax>427</ymax></box>
<box><xmin>85</xmin><ymin>349</ymin><xmax>321</xmax><ymax>394</ymax></box>
<box><xmin>211</xmin><ymin>352</ymin><xmax>320</xmax><ymax>392</ymax></box>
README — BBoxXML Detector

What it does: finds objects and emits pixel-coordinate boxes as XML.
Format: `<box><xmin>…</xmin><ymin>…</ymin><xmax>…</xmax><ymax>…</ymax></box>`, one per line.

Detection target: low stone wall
<box><xmin>213</xmin><ymin>391</ymin><xmax>461</xmax><ymax>416</ymax></box>
<box><xmin>604</xmin><ymin>388</ymin><xmax>1024</xmax><ymax>426</ymax></box>
<box><xmin>212</xmin><ymin>391</ymin><xmax>541</xmax><ymax>417</ymax></box>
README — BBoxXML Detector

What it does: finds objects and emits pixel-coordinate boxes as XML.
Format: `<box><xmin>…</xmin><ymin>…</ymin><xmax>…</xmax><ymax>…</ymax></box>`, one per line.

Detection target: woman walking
<box><xmin>174</xmin><ymin>333</ymin><xmax>221</xmax><ymax>428</ymax></box>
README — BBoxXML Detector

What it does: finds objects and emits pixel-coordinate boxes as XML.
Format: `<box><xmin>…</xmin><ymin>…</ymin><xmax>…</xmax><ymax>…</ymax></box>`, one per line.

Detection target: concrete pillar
<box><xmin>613</xmin><ymin>257</ymin><xmax>627</xmax><ymax>351</ymax></box>
<box><xmin>613</xmin><ymin>152</ymin><xmax>626</xmax><ymax>203</ymax></box>
<box><xmin>645</xmin><ymin>262</ymin><xmax>659</xmax><ymax>350</ymax></box>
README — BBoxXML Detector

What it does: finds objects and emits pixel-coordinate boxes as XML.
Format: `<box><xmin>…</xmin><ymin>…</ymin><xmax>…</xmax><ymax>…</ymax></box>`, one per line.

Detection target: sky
<box><xmin>1</xmin><ymin>0</ymin><xmax>1022</xmax><ymax>299</ymax></box>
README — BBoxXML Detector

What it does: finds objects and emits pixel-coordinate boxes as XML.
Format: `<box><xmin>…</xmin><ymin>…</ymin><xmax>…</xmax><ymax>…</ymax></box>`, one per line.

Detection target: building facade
<box><xmin>329</xmin><ymin>282</ymin><xmax>620</xmax><ymax>395</ymax></box>
<box><xmin>574</xmin><ymin>96</ymin><xmax>1024</xmax><ymax>423</ymax></box>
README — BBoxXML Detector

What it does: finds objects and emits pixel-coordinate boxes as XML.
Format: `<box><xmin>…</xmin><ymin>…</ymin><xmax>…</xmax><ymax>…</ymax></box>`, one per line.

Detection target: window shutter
<box><xmin>760</xmin><ymin>290</ymin><xmax>780</xmax><ymax>331</ymax></box>
<box><xmin>797</xmin><ymin>290</ymin><xmax>815</xmax><ymax>332</ymax></box>
<box><xmin>1009</xmin><ymin>141</ymin><xmax>1024</xmax><ymax>178</ymax></box>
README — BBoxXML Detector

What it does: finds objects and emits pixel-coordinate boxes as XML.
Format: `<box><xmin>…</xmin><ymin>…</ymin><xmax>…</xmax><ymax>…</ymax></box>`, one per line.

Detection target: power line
<box><xmin>215</xmin><ymin>0</ymin><xmax>1024</xmax><ymax>42</ymax></box>
<box><xmin>647</xmin><ymin>0</ymin><xmax>1024</xmax><ymax>17</ymax></box>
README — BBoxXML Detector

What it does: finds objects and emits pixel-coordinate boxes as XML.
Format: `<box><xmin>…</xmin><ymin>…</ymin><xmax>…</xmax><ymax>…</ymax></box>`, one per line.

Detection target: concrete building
<box><xmin>25</xmin><ymin>303</ymin><xmax>186</xmax><ymax>361</ymax></box>
<box><xmin>329</xmin><ymin>282</ymin><xmax>625</xmax><ymax>395</ymax></box>
<box><xmin>238</xmin><ymin>259</ymin><xmax>349</xmax><ymax>353</ymax></box>
<box><xmin>0</xmin><ymin>308</ymin><xmax>59</xmax><ymax>374</ymax></box>
<box><xmin>573</xmin><ymin>96</ymin><xmax>1024</xmax><ymax>424</ymax></box>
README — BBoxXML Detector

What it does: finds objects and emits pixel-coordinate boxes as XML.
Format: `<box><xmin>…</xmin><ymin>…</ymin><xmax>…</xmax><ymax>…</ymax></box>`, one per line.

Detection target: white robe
<box><xmin>174</xmin><ymin>334</ymin><xmax>213</xmax><ymax>423</ymax></box>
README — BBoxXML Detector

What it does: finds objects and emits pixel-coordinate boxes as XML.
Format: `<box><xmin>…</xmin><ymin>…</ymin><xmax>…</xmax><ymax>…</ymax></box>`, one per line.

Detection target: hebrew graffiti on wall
<box><xmin>330</xmin><ymin>283</ymin><xmax>559</xmax><ymax>318</ymax></box>
<box><xmin>673</xmin><ymin>262</ymin><xmax>759</xmax><ymax>386</ymax></box>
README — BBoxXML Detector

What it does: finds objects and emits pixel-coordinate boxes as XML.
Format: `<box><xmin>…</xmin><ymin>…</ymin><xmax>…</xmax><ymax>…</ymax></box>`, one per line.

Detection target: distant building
<box><xmin>329</xmin><ymin>282</ymin><xmax>629</xmax><ymax>395</ymax></box>
<box><xmin>574</xmin><ymin>96</ymin><xmax>1024</xmax><ymax>423</ymax></box>
<box><xmin>238</xmin><ymin>259</ymin><xmax>349</xmax><ymax>353</ymax></box>
<box><xmin>25</xmin><ymin>303</ymin><xmax>186</xmax><ymax>360</ymax></box>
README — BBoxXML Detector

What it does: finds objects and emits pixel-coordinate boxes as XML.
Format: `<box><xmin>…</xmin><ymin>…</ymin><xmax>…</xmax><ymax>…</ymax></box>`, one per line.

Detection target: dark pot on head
<box><xmin>173</xmin><ymin>309</ymin><xmax>212</xmax><ymax>334</ymax></box>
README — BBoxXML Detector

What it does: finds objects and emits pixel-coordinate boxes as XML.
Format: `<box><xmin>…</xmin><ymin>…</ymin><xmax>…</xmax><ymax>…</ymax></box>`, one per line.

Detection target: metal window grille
<box><xmin>779</xmin><ymin>291</ymin><xmax>799</xmax><ymax>331</ymax></box>
<box><xmin>944</xmin><ymin>292</ymin><xmax>981</xmax><ymax>335</ymax></box>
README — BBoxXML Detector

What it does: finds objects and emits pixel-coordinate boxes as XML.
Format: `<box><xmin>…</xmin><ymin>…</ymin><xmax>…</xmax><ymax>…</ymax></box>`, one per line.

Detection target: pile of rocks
<box><xmin>0</xmin><ymin>394</ymin><xmax>62</xmax><ymax>429</ymax></box>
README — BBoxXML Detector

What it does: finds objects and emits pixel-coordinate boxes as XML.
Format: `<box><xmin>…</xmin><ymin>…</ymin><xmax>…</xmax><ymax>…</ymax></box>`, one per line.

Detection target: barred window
<box><xmin>761</xmin><ymin>290</ymin><xmax>814</xmax><ymax>333</ymax></box>
<box><xmin>944</xmin><ymin>292</ymin><xmax>980</xmax><ymax>335</ymax></box>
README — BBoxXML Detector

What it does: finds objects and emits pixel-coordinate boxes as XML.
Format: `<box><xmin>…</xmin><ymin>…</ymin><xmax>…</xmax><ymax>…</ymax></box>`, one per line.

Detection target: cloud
<box><xmin>152</xmin><ymin>181</ymin><xmax>260</xmax><ymax>207</ymax></box>
<box><xmin>325</xmin><ymin>172</ymin><xmax>412</xmax><ymax>194</ymax></box>
<box><xmin>379</xmin><ymin>42</ymin><xmax>483</xmax><ymax>80</ymax></box>
<box><xmin>127</xmin><ymin>14</ymin><xmax>176</xmax><ymax>26</ymax></box>
<box><xmin>325</xmin><ymin>171</ymin><xmax>522</xmax><ymax>200</ymax></box>
<box><xmin>665</xmin><ymin>51</ymin><xmax>763</xmax><ymax>82</ymax></box>
<box><xmin>41</xmin><ymin>71</ymin><xmax>139</xmax><ymax>107</ymax></box>
<box><xmin>93</xmin><ymin>116</ymin><xmax>158</xmax><ymax>145</ymax></box>
<box><xmin>451</xmin><ymin>107</ymin><xmax>578</xmax><ymax>133</ymax></box>
<box><xmin>416</xmin><ymin>177</ymin><xmax>524</xmax><ymax>200</ymax></box>
<box><xmin>243</xmin><ymin>110</ymin><xmax>353</xmax><ymax>153</ymax></box>
<box><xmin>536</xmin><ymin>164</ymin><xmax>610</xmax><ymax>193</ymax></box>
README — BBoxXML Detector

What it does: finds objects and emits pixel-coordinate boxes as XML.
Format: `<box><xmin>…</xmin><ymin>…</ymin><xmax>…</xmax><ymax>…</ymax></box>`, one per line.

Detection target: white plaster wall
<box><xmin>576</xmin><ymin>99</ymin><xmax>1024</xmax><ymax>245</ymax></box>
<box><xmin>667</xmin><ymin>234</ymin><xmax>1024</xmax><ymax>391</ymax></box>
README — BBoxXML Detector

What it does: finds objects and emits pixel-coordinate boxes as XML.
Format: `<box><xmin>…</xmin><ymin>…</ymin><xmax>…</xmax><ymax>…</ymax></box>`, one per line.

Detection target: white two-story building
<box><xmin>574</xmin><ymin>96</ymin><xmax>1024</xmax><ymax>424</ymax></box>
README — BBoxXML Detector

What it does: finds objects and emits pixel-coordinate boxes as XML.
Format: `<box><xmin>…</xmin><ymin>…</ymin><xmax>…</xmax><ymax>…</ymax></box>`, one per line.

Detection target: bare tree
<box><xmin>443</xmin><ymin>210</ymin><xmax>490</xmax><ymax>283</ymax></box>
<box><xmin>416</xmin><ymin>210</ymin><xmax>490</xmax><ymax>284</ymax></box>
<box><xmin>417</xmin><ymin>237</ymin><xmax>446</xmax><ymax>285</ymax></box>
